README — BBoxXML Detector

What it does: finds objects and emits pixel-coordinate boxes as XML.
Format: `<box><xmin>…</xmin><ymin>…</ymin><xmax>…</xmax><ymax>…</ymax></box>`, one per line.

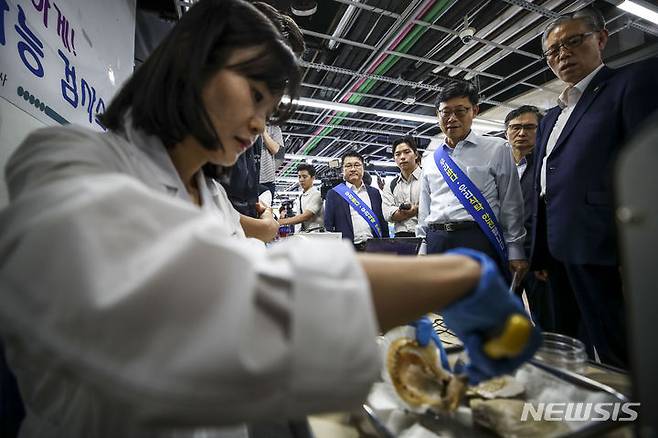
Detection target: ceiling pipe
<box><xmin>448</xmin><ymin>0</ymin><xmax>576</xmax><ymax>78</ymax></box>
<box><xmin>460</xmin><ymin>0</ymin><xmax>605</xmax><ymax>80</ymax></box>
<box><xmin>300</xmin><ymin>29</ymin><xmax>510</xmax><ymax>80</ymax></box>
<box><xmin>294</xmin><ymin>0</ymin><xmax>452</xmax><ymax>166</ymax></box>
<box><xmin>302</xmin><ymin>82</ymin><xmax>437</xmax><ymax>108</ymax></box>
<box><xmin>432</xmin><ymin>0</ymin><xmax>547</xmax><ymax>76</ymax></box>
<box><xmin>279</xmin><ymin>0</ymin><xmax>434</xmax><ymax>176</ymax></box>
<box><xmin>482</xmin><ymin>16</ymin><xmax>630</xmax><ymax>103</ymax></box>
<box><xmin>328</xmin><ymin>0</ymin><xmax>361</xmax><ymax>50</ymax></box>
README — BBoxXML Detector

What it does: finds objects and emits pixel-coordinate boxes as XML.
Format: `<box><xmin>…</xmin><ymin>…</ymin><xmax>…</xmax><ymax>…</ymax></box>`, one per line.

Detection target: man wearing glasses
<box><xmin>417</xmin><ymin>82</ymin><xmax>527</xmax><ymax>283</ymax></box>
<box><xmin>324</xmin><ymin>151</ymin><xmax>389</xmax><ymax>250</ymax></box>
<box><xmin>530</xmin><ymin>7</ymin><xmax>658</xmax><ymax>368</ymax></box>
<box><xmin>504</xmin><ymin>106</ymin><xmax>554</xmax><ymax>331</ymax></box>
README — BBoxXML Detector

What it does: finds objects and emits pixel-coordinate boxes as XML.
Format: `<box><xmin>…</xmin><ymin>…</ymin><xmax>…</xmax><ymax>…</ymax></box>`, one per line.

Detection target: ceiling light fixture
<box><xmin>284</xmin><ymin>153</ymin><xmax>334</xmax><ymax>163</ymax></box>
<box><xmin>374</xmin><ymin>109</ymin><xmax>436</xmax><ymax>124</ymax></box>
<box><xmin>281</xmin><ymin>97</ymin><xmax>358</xmax><ymax>113</ymax></box>
<box><xmin>290</xmin><ymin>0</ymin><xmax>317</xmax><ymax>17</ymax></box>
<box><xmin>400</xmin><ymin>87</ymin><xmax>417</xmax><ymax>105</ymax></box>
<box><xmin>369</xmin><ymin>160</ymin><xmax>400</xmax><ymax>168</ymax></box>
<box><xmin>610</xmin><ymin>0</ymin><xmax>658</xmax><ymax>24</ymax></box>
<box><xmin>285</xmin><ymin>97</ymin><xmax>504</xmax><ymax>132</ymax></box>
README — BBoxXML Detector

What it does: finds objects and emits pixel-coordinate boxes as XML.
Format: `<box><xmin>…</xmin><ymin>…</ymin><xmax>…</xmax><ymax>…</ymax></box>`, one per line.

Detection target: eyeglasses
<box><xmin>438</xmin><ymin>107</ymin><xmax>471</xmax><ymax>119</ymax></box>
<box><xmin>343</xmin><ymin>163</ymin><xmax>363</xmax><ymax>170</ymax></box>
<box><xmin>507</xmin><ymin>123</ymin><xmax>538</xmax><ymax>132</ymax></box>
<box><xmin>542</xmin><ymin>32</ymin><xmax>596</xmax><ymax>59</ymax></box>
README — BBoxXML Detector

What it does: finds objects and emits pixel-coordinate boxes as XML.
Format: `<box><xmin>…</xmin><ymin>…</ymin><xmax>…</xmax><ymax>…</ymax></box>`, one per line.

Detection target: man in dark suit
<box><xmin>530</xmin><ymin>6</ymin><xmax>658</xmax><ymax>367</ymax></box>
<box><xmin>324</xmin><ymin>151</ymin><xmax>389</xmax><ymax>250</ymax></box>
<box><xmin>505</xmin><ymin>105</ymin><xmax>554</xmax><ymax>331</ymax></box>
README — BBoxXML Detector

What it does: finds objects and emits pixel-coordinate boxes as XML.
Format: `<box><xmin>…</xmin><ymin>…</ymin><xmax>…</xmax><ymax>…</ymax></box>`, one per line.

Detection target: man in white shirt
<box><xmin>417</xmin><ymin>81</ymin><xmax>527</xmax><ymax>281</ymax></box>
<box><xmin>382</xmin><ymin>136</ymin><xmax>422</xmax><ymax>238</ymax></box>
<box><xmin>324</xmin><ymin>151</ymin><xmax>389</xmax><ymax>250</ymax></box>
<box><xmin>530</xmin><ymin>6</ymin><xmax>658</xmax><ymax>368</ymax></box>
<box><xmin>278</xmin><ymin>163</ymin><xmax>324</xmax><ymax>232</ymax></box>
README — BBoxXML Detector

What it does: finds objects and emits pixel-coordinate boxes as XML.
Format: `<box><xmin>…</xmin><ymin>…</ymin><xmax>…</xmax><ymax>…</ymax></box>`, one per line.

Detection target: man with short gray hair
<box><xmin>529</xmin><ymin>6</ymin><xmax>658</xmax><ymax>367</ymax></box>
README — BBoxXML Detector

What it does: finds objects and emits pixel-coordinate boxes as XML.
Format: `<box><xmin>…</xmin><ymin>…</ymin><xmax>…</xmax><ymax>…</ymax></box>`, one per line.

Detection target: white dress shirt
<box><xmin>1</xmin><ymin>122</ymin><xmax>380</xmax><ymax>438</ymax></box>
<box><xmin>540</xmin><ymin>64</ymin><xmax>604</xmax><ymax>195</ymax></box>
<box><xmin>382</xmin><ymin>166</ymin><xmax>422</xmax><ymax>234</ymax></box>
<box><xmin>416</xmin><ymin>130</ymin><xmax>526</xmax><ymax>260</ymax></box>
<box><xmin>346</xmin><ymin>181</ymin><xmax>374</xmax><ymax>244</ymax></box>
<box><xmin>297</xmin><ymin>186</ymin><xmax>324</xmax><ymax>231</ymax></box>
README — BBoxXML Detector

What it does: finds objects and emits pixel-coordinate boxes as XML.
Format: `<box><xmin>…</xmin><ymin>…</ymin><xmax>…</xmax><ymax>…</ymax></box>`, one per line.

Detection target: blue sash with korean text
<box><xmin>433</xmin><ymin>147</ymin><xmax>508</xmax><ymax>261</ymax></box>
<box><xmin>333</xmin><ymin>183</ymin><xmax>382</xmax><ymax>238</ymax></box>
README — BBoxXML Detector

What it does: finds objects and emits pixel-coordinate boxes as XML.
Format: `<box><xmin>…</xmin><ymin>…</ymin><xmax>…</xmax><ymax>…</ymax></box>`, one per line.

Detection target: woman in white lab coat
<box><xmin>0</xmin><ymin>0</ymin><xmax>538</xmax><ymax>437</ymax></box>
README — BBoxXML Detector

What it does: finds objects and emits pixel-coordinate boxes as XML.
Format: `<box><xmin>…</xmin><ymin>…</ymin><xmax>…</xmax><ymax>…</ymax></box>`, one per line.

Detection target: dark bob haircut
<box><xmin>297</xmin><ymin>163</ymin><xmax>316</xmax><ymax>177</ymax></box>
<box><xmin>99</xmin><ymin>0</ymin><xmax>301</xmax><ymax>151</ymax></box>
<box><xmin>435</xmin><ymin>81</ymin><xmax>479</xmax><ymax>108</ymax></box>
<box><xmin>504</xmin><ymin>105</ymin><xmax>544</xmax><ymax>127</ymax></box>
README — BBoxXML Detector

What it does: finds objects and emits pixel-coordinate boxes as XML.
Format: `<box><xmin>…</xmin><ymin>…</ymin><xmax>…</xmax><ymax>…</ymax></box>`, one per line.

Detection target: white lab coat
<box><xmin>0</xmin><ymin>122</ymin><xmax>380</xmax><ymax>437</ymax></box>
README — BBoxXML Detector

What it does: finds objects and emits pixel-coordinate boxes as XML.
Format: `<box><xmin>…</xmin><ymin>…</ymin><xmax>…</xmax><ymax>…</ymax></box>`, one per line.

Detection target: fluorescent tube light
<box><xmin>281</xmin><ymin>97</ymin><xmax>357</xmax><ymax>113</ymax></box>
<box><xmin>374</xmin><ymin>110</ymin><xmax>437</xmax><ymax>124</ymax></box>
<box><xmin>281</xmin><ymin>97</ymin><xmax>504</xmax><ymax>132</ymax></box>
<box><xmin>369</xmin><ymin>160</ymin><xmax>400</xmax><ymax>167</ymax></box>
<box><xmin>284</xmin><ymin>153</ymin><xmax>334</xmax><ymax>163</ymax></box>
<box><xmin>616</xmin><ymin>0</ymin><xmax>658</xmax><ymax>24</ymax></box>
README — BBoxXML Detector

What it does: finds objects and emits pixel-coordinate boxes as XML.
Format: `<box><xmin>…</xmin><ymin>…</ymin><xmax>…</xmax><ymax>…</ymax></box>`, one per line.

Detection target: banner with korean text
<box><xmin>0</xmin><ymin>0</ymin><xmax>135</xmax><ymax>129</ymax></box>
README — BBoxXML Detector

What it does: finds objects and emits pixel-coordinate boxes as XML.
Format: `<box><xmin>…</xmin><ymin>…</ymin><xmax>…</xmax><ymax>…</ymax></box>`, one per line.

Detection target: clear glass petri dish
<box><xmin>533</xmin><ymin>332</ymin><xmax>588</xmax><ymax>373</ymax></box>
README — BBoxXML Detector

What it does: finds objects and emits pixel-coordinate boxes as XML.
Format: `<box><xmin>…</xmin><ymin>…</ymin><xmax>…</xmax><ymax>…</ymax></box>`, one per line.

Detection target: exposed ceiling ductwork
<box><xmin>136</xmin><ymin>0</ymin><xmax>658</xmax><ymax>197</ymax></box>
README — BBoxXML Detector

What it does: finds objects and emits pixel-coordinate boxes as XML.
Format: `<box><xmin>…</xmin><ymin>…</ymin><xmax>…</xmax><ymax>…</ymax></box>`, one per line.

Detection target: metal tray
<box><xmin>364</xmin><ymin>359</ymin><xmax>631</xmax><ymax>438</ymax></box>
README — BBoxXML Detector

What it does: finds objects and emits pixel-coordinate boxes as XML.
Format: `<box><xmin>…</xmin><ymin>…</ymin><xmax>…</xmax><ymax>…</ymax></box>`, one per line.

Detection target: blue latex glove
<box><xmin>410</xmin><ymin>316</ymin><xmax>451</xmax><ymax>371</ymax></box>
<box><xmin>442</xmin><ymin>248</ymin><xmax>542</xmax><ymax>384</ymax></box>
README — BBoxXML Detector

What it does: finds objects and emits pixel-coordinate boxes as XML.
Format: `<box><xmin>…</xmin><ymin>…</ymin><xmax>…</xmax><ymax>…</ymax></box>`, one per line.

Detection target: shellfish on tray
<box><xmin>386</xmin><ymin>336</ymin><xmax>468</xmax><ymax>411</ymax></box>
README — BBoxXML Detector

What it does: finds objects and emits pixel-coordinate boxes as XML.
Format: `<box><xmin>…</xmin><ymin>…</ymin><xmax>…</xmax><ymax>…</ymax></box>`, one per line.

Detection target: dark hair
<box><xmin>392</xmin><ymin>136</ymin><xmax>420</xmax><ymax>163</ymax></box>
<box><xmin>542</xmin><ymin>7</ymin><xmax>606</xmax><ymax>49</ymax></box>
<box><xmin>99</xmin><ymin>0</ymin><xmax>301</xmax><ymax>152</ymax></box>
<box><xmin>253</xmin><ymin>2</ymin><xmax>305</xmax><ymax>56</ymax></box>
<box><xmin>342</xmin><ymin>151</ymin><xmax>364</xmax><ymax>165</ymax></box>
<box><xmin>297</xmin><ymin>163</ymin><xmax>316</xmax><ymax>177</ymax></box>
<box><xmin>504</xmin><ymin>105</ymin><xmax>544</xmax><ymax>127</ymax></box>
<box><xmin>435</xmin><ymin>82</ymin><xmax>479</xmax><ymax>108</ymax></box>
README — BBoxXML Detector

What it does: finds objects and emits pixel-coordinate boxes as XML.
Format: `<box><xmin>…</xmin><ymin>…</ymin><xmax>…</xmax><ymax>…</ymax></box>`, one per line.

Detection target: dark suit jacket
<box><xmin>530</xmin><ymin>58</ymin><xmax>658</xmax><ymax>266</ymax></box>
<box><xmin>324</xmin><ymin>184</ymin><xmax>389</xmax><ymax>243</ymax></box>
<box><xmin>519</xmin><ymin>152</ymin><xmax>535</xmax><ymax>257</ymax></box>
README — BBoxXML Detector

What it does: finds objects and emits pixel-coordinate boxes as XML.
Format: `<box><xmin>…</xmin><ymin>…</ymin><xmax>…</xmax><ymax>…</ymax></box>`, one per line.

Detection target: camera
<box><xmin>280</xmin><ymin>199</ymin><xmax>295</xmax><ymax>217</ymax></box>
<box><xmin>459</xmin><ymin>27</ymin><xmax>475</xmax><ymax>44</ymax></box>
<box><xmin>399</xmin><ymin>203</ymin><xmax>411</xmax><ymax>211</ymax></box>
<box><xmin>320</xmin><ymin>158</ymin><xmax>344</xmax><ymax>199</ymax></box>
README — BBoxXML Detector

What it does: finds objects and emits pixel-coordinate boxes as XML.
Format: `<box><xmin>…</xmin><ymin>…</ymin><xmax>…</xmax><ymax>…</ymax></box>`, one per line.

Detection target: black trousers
<box><xmin>425</xmin><ymin>226</ymin><xmax>508</xmax><ymax>281</ymax></box>
<box><xmin>535</xmin><ymin>200</ymin><xmax>628</xmax><ymax>368</ymax></box>
<box><xmin>519</xmin><ymin>273</ymin><xmax>556</xmax><ymax>332</ymax></box>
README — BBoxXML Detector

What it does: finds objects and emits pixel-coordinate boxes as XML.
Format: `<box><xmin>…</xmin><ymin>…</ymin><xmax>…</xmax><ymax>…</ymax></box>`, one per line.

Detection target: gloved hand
<box><xmin>410</xmin><ymin>316</ymin><xmax>451</xmax><ymax>371</ymax></box>
<box><xmin>442</xmin><ymin>248</ymin><xmax>542</xmax><ymax>384</ymax></box>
